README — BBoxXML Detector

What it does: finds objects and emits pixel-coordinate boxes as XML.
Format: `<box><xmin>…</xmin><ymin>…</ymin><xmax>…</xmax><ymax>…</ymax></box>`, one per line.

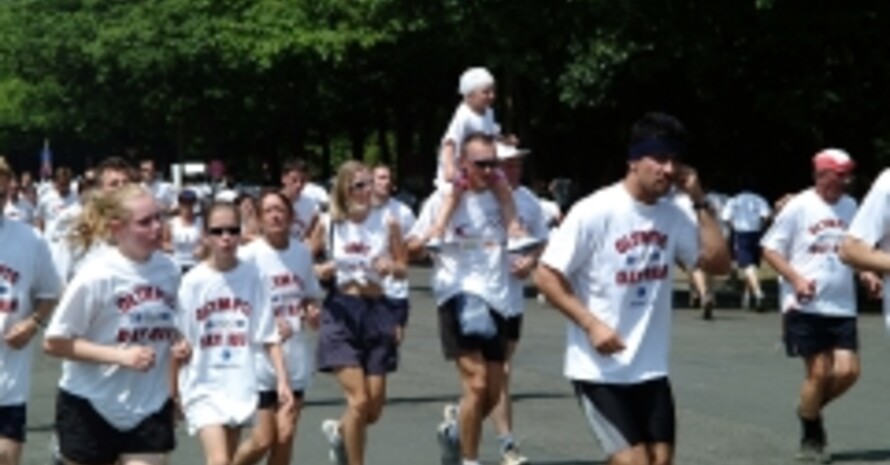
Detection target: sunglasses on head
<box><xmin>472</xmin><ymin>159</ymin><xmax>499</xmax><ymax>169</ymax></box>
<box><xmin>208</xmin><ymin>226</ymin><xmax>241</xmax><ymax>237</ymax></box>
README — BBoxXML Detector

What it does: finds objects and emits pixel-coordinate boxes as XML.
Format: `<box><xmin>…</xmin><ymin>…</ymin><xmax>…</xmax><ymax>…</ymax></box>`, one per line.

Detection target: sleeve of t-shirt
<box><xmin>175</xmin><ymin>282</ymin><xmax>194</xmax><ymax>342</ymax></box>
<box><xmin>44</xmin><ymin>273</ymin><xmax>101</xmax><ymax>338</ymax></box>
<box><xmin>674</xmin><ymin>207</ymin><xmax>700</xmax><ymax>269</ymax></box>
<box><xmin>523</xmin><ymin>191</ymin><xmax>549</xmax><ymax>240</ymax></box>
<box><xmin>398</xmin><ymin>204</ymin><xmax>417</xmax><ymax>235</ymax></box>
<box><xmin>407</xmin><ymin>194</ymin><xmax>438</xmax><ymax>240</ymax></box>
<box><xmin>301</xmin><ymin>248</ymin><xmax>324</xmax><ymax>300</ymax></box>
<box><xmin>540</xmin><ymin>202</ymin><xmax>595</xmax><ymax>276</ymax></box>
<box><xmin>441</xmin><ymin>106</ymin><xmax>467</xmax><ymax>145</ymax></box>
<box><xmin>760</xmin><ymin>199</ymin><xmax>797</xmax><ymax>256</ymax></box>
<box><xmin>33</xmin><ymin>235</ymin><xmax>62</xmax><ymax>299</ymax></box>
<box><xmin>847</xmin><ymin>171</ymin><xmax>890</xmax><ymax>245</ymax></box>
<box><xmin>251</xmin><ymin>274</ymin><xmax>280</xmax><ymax>345</ymax></box>
<box><xmin>486</xmin><ymin>108</ymin><xmax>502</xmax><ymax>136</ymax></box>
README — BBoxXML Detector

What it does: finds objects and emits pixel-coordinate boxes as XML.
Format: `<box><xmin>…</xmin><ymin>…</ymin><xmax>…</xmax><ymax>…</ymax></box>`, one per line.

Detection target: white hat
<box><xmin>495</xmin><ymin>142</ymin><xmax>530</xmax><ymax>160</ymax></box>
<box><xmin>459</xmin><ymin>67</ymin><xmax>495</xmax><ymax>96</ymax></box>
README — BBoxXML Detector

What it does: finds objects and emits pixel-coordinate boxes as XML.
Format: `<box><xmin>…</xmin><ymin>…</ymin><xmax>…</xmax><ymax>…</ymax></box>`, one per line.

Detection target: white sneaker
<box><xmin>443</xmin><ymin>403</ymin><xmax>459</xmax><ymax>424</ymax></box>
<box><xmin>501</xmin><ymin>443</ymin><xmax>530</xmax><ymax>465</ymax></box>
<box><xmin>426</xmin><ymin>237</ymin><xmax>445</xmax><ymax>254</ymax></box>
<box><xmin>321</xmin><ymin>419</ymin><xmax>347</xmax><ymax>465</ymax></box>
<box><xmin>436</xmin><ymin>421</ymin><xmax>461</xmax><ymax>464</ymax></box>
<box><xmin>506</xmin><ymin>236</ymin><xmax>543</xmax><ymax>254</ymax></box>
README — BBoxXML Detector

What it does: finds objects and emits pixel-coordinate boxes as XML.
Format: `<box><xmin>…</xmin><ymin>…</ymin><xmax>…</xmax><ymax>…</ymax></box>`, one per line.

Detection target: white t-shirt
<box><xmin>721</xmin><ymin>191</ymin><xmax>771</xmax><ymax>232</ymax></box>
<box><xmin>46</xmin><ymin>203</ymin><xmax>83</xmax><ymax>282</ymax></box>
<box><xmin>302</xmin><ymin>182</ymin><xmax>330</xmax><ymax>208</ymax></box>
<box><xmin>761</xmin><ymin>189</ymin><xmax>857</xmax><ymax>317</ymax></box>
<box><xmin>45</xmin><ymin>249</ymin><xmax>180</xmax><ymax>429</ymax></box>
<box><xmin>540</xmin><ymin>183</ymin><xmax>699</xmax><ymax>384</ymax></box>
<box><xmin>377</xmin><ymin>198</ymin><xmax>416</xmax><ymax>300</ymax></box>
<box><xmin>326</xmin><ymin>207</ymin><xmax>392</xmax><ymax>288</ymax></box>
<box><xmin>147</xmin><ymin>180</ymin><xmax>177</xmax><ymax>212</ymax></box>
<box><xmin>169</xmin><ymin>217</ymin><xmax>202</xmax><ymax>269</ymax></box>
<box><xmin>540</xmin><ymin>198</ymin><xmax>561</xmax><ymax>229</ymax></box>
<box><xmin>409</xmin><ymin>190</ymin><xmax>510</xmax><ymax>313</ymax></box>
<box><xmin>239</xmin><ymin>239</ymin><xmax>323</xmax><ymax>391</ymax></box>
<box><xmin>0</xmin><ymin>221</ymin><xmax>60</xmax><ymax>406</ymax></box>
<box><xmin>177</xmin><ymin>261</ymin><xmax>277</xmax><ymax>434</ymax></box>
<box><xmin>436</xmin><ymin>103</ymin><xmax>501</xmax><ymax>185</ymax></box>
<box><xmin>846</xmin><ymin>169</ymin><xmax>890</xmax><ymax>325</ymax></box>
<box><xmin>37</xmin><ymin>188</ymin><xmax>78</xmax><ymax>238</ymax></box>
<box><xmin>505</xmin><ymin>187</ymin><xmax>548</xmax><ymax>316</ymax></box>
<box><xmin>3</xmin><ymin>199</ymin><xmax>36</xmax><ymax>225</ymax></box>
<box><xmin>290</xmin><ymin>195</ymin><xmax>319</xmax><ymax>241</ymax></box>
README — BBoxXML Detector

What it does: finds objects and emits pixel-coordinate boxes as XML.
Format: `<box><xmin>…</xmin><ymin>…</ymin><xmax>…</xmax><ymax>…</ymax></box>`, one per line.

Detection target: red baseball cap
<box><xmin>813</xmin><ymin>149</ymin><xmax>855</xmax><ymax>173</ymax></box>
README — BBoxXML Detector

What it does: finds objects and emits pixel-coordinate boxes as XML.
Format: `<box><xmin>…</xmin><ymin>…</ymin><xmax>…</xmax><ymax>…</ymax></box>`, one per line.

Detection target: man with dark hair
<box><xmin>534</xmin><ymin>113</ymin><xmax>730</xmax><ymax>465</ymax></box>
<box><xmin>96</xmin><ymin>157</ymin><xmax>135</xmax><ymax>193</ymax></box>
<box><xmin>139</xmin><ymin>158</ymin><xmax>176</xmax><ymax>213</ymax></box>
<box><xmin>280</xmin><ymin>158</ymin><xmax>319</xmax><ymax>242</ymax></box>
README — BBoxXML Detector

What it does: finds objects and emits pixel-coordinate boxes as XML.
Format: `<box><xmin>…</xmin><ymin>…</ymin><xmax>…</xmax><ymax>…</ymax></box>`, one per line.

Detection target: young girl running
<box><xmin>176</xmin><ymin>202</ymin><xmax>293</xmax><ymax>465</ymax></box>
<box><xmin>162</xmin><ymin>189</ymin><xmax>203</xmax><ymax>273</ymax></box>
<box><xmin>232</xmin><ymin>191</ymin><xmax>323</xmax><ymax>465</ymax></box>
<box><xmin>310</xmin><ymin>161</ymin><xmax>407</xmax><ymax>465</ymax></box>
<box><xmin>43</xmin><ymin>184</ymin><xmax>183</xmax><ymax>465</ymax></box>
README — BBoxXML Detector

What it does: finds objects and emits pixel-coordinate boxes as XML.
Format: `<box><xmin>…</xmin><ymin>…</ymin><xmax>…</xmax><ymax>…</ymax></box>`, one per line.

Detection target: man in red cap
<box><xmin>761</xmin><ymin>148</ymin><xmax>881</xmax><ymax>463</ymax></box>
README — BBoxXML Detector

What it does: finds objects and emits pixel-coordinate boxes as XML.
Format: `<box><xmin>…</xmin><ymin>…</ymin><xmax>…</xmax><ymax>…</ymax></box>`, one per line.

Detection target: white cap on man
<box><xmin>495</xmin><ymin>142</ymin><xmax>530</xmax><ymax>160</ymax></box>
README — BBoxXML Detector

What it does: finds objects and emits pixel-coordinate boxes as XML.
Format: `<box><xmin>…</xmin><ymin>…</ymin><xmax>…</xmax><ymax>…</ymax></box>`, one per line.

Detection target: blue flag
<box><xmin>39</xmin><ymin>139</ymin><xmax>52</xmax><ymax>178</ymax></box>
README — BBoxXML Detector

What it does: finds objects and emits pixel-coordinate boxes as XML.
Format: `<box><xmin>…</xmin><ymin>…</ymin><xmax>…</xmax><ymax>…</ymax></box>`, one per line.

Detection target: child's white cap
<box><xmin>459</xmin><ymin>67</ymin><xmax>495</xmax><ymax>96</ymax></box>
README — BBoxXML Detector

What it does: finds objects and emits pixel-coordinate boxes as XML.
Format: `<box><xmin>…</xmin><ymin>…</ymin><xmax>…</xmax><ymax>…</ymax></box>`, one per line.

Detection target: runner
<box><xmin>232</xmin><ymin>191</ymin><xmax>323</xmax><ymax>465</ymax></box>
<box><xmin>721</xmin><ymin>181</ymin><xmax>771</xmax><ymax>310</ymax></box>
<box><xmin>534</xmin><ymin>113</ymin><xmax>730</xmax><ymax>465</ymax></box>
<box><xmin>280</xmin><ymin>158</ymin><xmax>319</xmax><ymax>243</ymax></box>
<box><xmin>407</xmin><ymin>133</ymin><xmax>517</xmax><ymax>465</ymax></box>
<box><xmin>163</xmin><ymin>189</ymin><xmax>203</xmax><ymax>274</ymax></box>
<box><xmin>43</xmin><ymin>184</ymin><xmax>184</xmax><ymax>465</ymax></box>
<box><xmin>761</xmin><ymin>149</ymin><xmax>878</xmax><ymax>463</ymax></box>
<box><xmin>0</xmin><ymin>157</ymin><xmax>60</xmax><ymax>465</ymax></box>
<box><xmin>489</xmin><ymin>142</ymin><xmax>548</xmax><ymax>465</ymax></box>
<box><xmin>176</xmin><ymin>202</ymin><xmax>292</xmax><ymax>465</ymax></box>
<box><xmin>311</xmin><ymin>160</ymin><xmax>407</xmax><ymax>465</ymax></box>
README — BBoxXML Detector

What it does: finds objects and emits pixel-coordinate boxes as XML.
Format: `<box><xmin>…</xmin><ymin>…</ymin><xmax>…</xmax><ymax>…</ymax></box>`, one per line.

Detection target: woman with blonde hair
<box><xmin>309</xmin><ymin>161</ymin><xmax>407</xmax><ymax>465</ymax></box>
<box><xmin>44</xmin><ymin>183</ymin><xmax>186</xmax><ymax>465</ymax></box>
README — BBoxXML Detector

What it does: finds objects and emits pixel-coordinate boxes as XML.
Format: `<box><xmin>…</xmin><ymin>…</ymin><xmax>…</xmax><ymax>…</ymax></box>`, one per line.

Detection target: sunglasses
<box><xmin>350</xmin><ymin>180</ymin><xmax>372</xmax><ymax>191</ymax></box>
<box><xmin>208</xmin><ymin>226</ymin><xmax>241</xmax><ymax>237</ymax></box>
<box><xmin>473</xmin><ymin>159</ymin><xmax>500</xmax><ymax>169</ymax></box>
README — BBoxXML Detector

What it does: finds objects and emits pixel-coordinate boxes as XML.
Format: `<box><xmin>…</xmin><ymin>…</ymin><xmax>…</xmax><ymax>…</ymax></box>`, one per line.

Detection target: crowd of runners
<box><xmin>1</xmin><ymin>67</ymin><xmax>889</xmax><ymax>465</ymax></box>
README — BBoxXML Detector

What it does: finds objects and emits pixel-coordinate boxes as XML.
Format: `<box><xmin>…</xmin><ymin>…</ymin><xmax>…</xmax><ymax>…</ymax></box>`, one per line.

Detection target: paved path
<box><xmin>19</xmin><ymin>269</ymin><xmax>890</xmax><ymax>464</ymax></box>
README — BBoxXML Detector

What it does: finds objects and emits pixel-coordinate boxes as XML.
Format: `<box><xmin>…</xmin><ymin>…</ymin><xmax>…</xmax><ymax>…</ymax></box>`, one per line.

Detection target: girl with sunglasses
<box><xmin>232</xmin><ymin>191</ymin><xmax>323</xmax><ymax>465</ymax></box>
<box><xmin>175</xmin><ymin>202</ymin><xmax>293</xmax><ymax>465</ymax></box>
<box><xmin>309</xmin><ymin>161</ymin><xmax>407</xmax><ymax>465</ymax></box>
<box><xmin>44</xmin><ymin>184</ymin><xmax>184</xmax><ymax>465</ymax></box>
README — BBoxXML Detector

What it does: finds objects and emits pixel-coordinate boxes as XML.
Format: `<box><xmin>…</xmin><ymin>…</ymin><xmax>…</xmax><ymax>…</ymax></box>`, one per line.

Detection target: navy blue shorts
<box><xmin>0</xmin><ymin>404</ymin><xmax>26</xmax><ymax>443</ymax></box>
<box><xmin>784</xmin><ymin>311</ymin><xmax>858</xmax><ymax>358</ymax></box>
<box><xmin>317</xmin><ymin>293</ymin><xmax>399</xmax><ymax>375</ymax></box>
<box><xmin>385</xmin><ymin>297</ymin><xmax>410</xmax><ymax>327</ymax></box>
<box><xmin>56</xmin><ymin>390</ymin><xmax>175</xmax><ymax>465</ymax></box>
<box><xmin>733</xmin><ymin>231</ymin><xmax>762</xmax><ymax>267</ymax></box>
<box><xmin>258</xmin><ymin>390</ymin><xmax>305</xmax><ymax>410</ymax></box>
<box><xmin>438</xmin><ymin>295</ymin><xmax>508</xmax><ymax>362</ymax></box>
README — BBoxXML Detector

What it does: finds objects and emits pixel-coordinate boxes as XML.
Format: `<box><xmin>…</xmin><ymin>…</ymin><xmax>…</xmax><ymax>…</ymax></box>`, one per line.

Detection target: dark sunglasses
<box><xmin>350</xmin><ymin>180</ymin><xmax>372</xmax><ymax>191</ymax></box>
<box><xmin>473</xmin><ymin>159</ymin><xmax>499</xmax><ymax>169</ymax></box>
<box><xmin>208</xmin><ymin>226</ymin><xmax>241</xmax><ymax>237</ymax></box>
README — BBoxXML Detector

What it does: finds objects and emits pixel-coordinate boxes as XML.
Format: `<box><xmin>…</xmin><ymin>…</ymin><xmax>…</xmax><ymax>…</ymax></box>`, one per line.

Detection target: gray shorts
<box><xmin>316</xmin><ymin>293</ymin><xmax>399</xmax><ymax>375</ymax></box>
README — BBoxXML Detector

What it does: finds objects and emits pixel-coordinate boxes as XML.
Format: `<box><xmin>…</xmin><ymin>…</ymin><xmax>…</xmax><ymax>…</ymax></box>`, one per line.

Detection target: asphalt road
<box><xmin>18</xmin><ymin>268</ymin><xmax>890</xmax><ymax>464</ymax></box>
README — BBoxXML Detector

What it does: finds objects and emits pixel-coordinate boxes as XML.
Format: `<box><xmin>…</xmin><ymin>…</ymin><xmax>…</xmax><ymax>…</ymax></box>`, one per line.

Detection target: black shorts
<box><xmin>504</xmin><ymin>314</ymin><xmax>523</xmax><ymax>342</ymax></box>
<box><xmin>573</xmin><ymin>377</ymin><xmax>676</xmax><ymax>456</ymax></box>
<box><xmin>783</xmin><ymin>311</ymin><xmax>858</xmax><ymax>358</ymax></box>
<box><xmin>733</xmin><ymin>231</ymin><xmax>762</xmax><ymax>267</ymax></box>
<box><xmin>258</xmin><ymin>390</ymin><xmax>306</xmax><ymax>410</ymax></box>
<box><xmin>0</xmin><ymin>404</ymin><xmax>26</xmax><ymax>443</ymax></box>
<box><xmin>317</xmin><ymin>293</ymin><xmax>399</xmax><ymax>375</ymax></box>
<box><xmin>438</xmin><ymin>295</ymin><xmax>508</xmax><ymax>362</ymax></box>
<box><xmin>56</xmin><ymin>390</ymin><xmax>175</xmax><ymax>465</ymax></box>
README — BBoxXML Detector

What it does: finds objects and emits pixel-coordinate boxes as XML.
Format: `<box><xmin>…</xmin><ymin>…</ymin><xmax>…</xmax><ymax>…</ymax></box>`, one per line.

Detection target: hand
<box><xmin>277</xmin><ymin>317</ymin><xmax>294</xmax><ymax>342</ymax></box>
<box><xmin>373</xmin><ymin>256</ymin><xmax>395</xmax><ymax>276</ymax></box>
<box><xmin>3</xmin><ymin>318</ymin><xmax>38</xmax><ymax>350</ymax></box>
<box><xmin>791</xmin><ymin>276</ymin><xmax>816</xmax><ymax>304</ymax></box>
<box><xmin>860</xmin><ymin>272</ymin><xmax>883</xmax><ymax>299</ymax></box>
<box><xmin>510</xmin><ymin>255</ymin><xmax>537</xmax><ymax>279</ymax></box>
<box><xmin>118</xmin><ymin>345</ymin><xmax>156</xmax><ymax>372</ymax></box>
<box><xmin>394</xmin><ymin>325</ymin><xmax>405</xmax><ymax>345</ymax></box>
<box><xmin>585</xmin><ymin>321</ymin><xmax>626</xmax><ymax>355</ymax></box>
<box><xmin>171</xmin><ymin>339</ymin><xmax>192</xmax><ymax>363</ymax></box>
<box><xmin>315</xmin><ymin>262</ymin><xmax>336</xmax><ymax>281</ymax></box>
<box><xmin>673</xmin><ymin>165</ymin><xmax>705</xmax><ymax>201</ymax></box>
<box><xmin>277</xmin><ymin>382</ymin><xmax>295</xmax><ymax>412</ymax></box>
<box><xmin>302</xmin><ymin>302</ymin><xmax>321</xmax><ymax>330</ymax></box>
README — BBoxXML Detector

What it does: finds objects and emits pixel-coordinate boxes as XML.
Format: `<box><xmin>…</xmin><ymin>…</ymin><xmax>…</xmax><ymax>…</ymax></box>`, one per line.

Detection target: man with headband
<box><xmin>761</xmin><ymin>149</ymin><xmax>878</xmax><ymax>463</ymax></box>
<box><xmin>535</xmin><ymin>112</ymin><xmax>730</xmax><ymax>465</ymax></box>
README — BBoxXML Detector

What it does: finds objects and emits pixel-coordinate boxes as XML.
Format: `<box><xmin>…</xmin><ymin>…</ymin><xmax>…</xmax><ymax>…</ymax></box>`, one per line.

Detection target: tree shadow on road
<box><xmin>830</xmin><ymin>449</ymin><xmax>890</xmax><ymax>462</ymax></box>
